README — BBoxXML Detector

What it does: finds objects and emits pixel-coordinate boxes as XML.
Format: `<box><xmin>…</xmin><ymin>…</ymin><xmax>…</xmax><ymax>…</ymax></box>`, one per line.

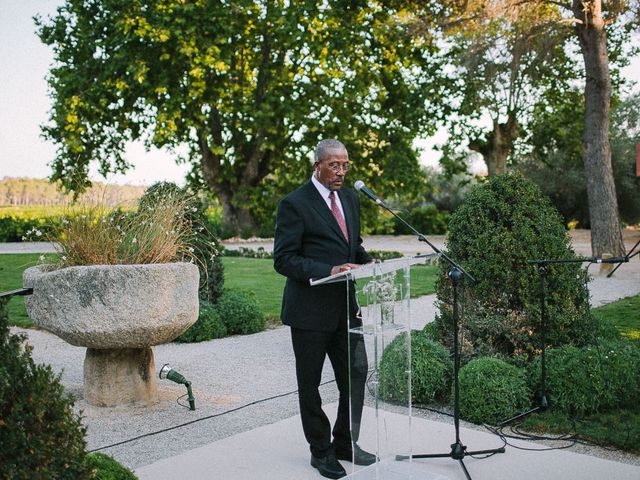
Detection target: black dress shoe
<box><xmin>335</xmin><ymin>443</ymin><xmax>377</xmax><ymax>466</ymax></box>
<box><xmin>310</xmin><ymin>452</ymin><xmax>346</xmax><ymax>479</ymax></box>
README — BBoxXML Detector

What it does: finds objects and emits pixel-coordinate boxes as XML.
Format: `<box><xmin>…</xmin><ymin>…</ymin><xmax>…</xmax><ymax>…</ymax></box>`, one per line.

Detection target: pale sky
<box><xmin>0</xmin><ymin>1</ymin><xmax>638</xmax><ymax>186</ymax></box>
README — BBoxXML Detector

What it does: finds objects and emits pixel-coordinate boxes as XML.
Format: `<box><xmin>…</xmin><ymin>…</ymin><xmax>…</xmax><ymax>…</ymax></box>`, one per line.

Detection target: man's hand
<box><xmin>330</xmin><ymin>263</ymin><xmax>360</xmax><ymax>275</ymax></box>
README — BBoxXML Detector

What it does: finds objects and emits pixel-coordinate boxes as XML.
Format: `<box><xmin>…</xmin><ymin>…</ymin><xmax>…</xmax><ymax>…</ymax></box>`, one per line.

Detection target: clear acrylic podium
<box><xmin>311</xmin><ymin>255</ymin><xmax>440</xmax><ymax>479</ymax></box>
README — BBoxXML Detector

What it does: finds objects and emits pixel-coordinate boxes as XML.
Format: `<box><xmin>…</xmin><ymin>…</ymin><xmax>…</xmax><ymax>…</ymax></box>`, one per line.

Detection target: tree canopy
<box><xmin>37</xmin><ymin>0</ymin><xmax>446</xmax><ymax>231</ymax></box>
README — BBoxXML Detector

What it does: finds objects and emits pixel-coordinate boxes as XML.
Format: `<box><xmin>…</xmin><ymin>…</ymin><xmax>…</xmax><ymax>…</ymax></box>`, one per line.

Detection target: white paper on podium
<box><xmin>309</xmin><ymin>254</ymin><xmax>439</xmax><ymax>286</ymax></box>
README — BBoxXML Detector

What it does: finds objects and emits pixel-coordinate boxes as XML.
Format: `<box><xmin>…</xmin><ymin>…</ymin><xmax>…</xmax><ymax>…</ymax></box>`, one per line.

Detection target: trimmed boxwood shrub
<box><xmin>458</xmin><ymin>357</ymin><xmax>531</xmax><ymax>425</ymax></box>
<box><xmin>379</xmin><ymin>330</ymin><xmax>453</xmax><ymax>404</ymax></box>
<box><xmin>86</xmin><ymin>452</ymin><xmax>138</xmax><ymax>480</ymax></box>
<box><xmin>434</xmin><ymin>173</ymin><xmax>593</xmax><ymax>360</ymax></box>
<box><xmin>0</xmin><ymin>298</ymin><xmax>93</xmax><ymax>479</ymax></box>
<box><xmin>529</xmin><ymin>340</ymin><xmax>640</xmax><ymax>416</ymax></box>
<box><xmin>175</xmin><ymin>300</ymin><xmax>228</xmax><ymax>343</ymax></box>
<box><xmin>217</xmin><ymin>288</ymin><xmax>265</xmax><ymax>335</ymax></box>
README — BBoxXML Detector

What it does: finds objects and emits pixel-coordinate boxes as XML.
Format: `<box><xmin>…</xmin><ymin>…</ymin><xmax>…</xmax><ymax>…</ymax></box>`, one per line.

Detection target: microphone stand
<box><xmin>498</xmin><ymin>254</ymin><xmax>627</xmax><ymax>427</ymax></box>
<box><xmin>373</xmin><ymin>203</ymin><xmax>505</xmax><ymax>480</ymax></box>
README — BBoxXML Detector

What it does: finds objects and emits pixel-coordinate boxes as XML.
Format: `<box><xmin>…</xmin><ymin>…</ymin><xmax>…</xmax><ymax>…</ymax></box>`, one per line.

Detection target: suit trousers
<box><xmin>291</xmin><ymin>325</ymin><xmax>368</xmax><ymax>457</ymax></box>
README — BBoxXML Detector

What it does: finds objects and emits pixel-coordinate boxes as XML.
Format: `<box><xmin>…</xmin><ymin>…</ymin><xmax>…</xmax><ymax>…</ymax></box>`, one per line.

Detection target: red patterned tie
<box><xmin>329</xmin><ymin>191</ymin><xmax>349</xmax><ymax>242</ymax></box>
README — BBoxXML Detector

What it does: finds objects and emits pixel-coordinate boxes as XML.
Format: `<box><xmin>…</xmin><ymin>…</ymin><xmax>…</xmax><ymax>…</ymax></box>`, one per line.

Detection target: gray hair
<box><xmin>314</xmin><ymin>139</ymin><xmax>347</xmax><ymax>164</ymax></box>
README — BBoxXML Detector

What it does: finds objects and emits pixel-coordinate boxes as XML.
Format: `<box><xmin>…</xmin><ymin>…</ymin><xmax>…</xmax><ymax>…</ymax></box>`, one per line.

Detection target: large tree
<box><xmin>399</xmin><ymin>0</ymin><xmax>636</xmax><ymax>256</ymax></box>
<box><xmin>442</xmin><ymin>4</ymin><xmax>577</xmax><ymax>177</ymax></box>
<box><xmin>38</xmin><ymin>0</ymin><xmax>442</xmax><ymax>230</ymax></box>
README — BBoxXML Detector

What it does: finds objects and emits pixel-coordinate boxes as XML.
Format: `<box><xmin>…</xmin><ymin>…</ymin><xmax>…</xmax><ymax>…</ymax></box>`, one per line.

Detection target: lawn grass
<box><xmin>0</xmin><ymin>254</ymin><xmax>438</xmax><ymax>327</ymax></box>
<box><xmin>592</xmin><ymin>294</ymin><xmax>640</xmax><ymax>340</ymax></box>
<box><xmin>521</xmin><ymin>405</ymin><xmax>640</xmax><ymax>454</ymax></box>
<box><xmin>0</xmin><ymin>253</ymin><xmax>59</xmax><ymax>327</ymax></box>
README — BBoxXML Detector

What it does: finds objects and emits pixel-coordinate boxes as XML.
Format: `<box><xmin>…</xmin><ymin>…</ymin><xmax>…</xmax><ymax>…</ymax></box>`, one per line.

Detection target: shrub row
<box><xmin>175</xmin><ymin>288</ymin><xmax>266</xmax><ymax>343</ymax></box>
<box><xmin>0</xmin><ymin>216</ymin><xmax>62</xmax><ymax>242</ymax></box>
<box><xmin>378</xmin><ymin>325</ymin><xmax>640</xmax><ymax>425</ymax></box>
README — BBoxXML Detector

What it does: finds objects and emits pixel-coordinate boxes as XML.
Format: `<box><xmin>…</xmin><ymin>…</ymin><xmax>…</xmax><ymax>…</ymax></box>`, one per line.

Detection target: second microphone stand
<box><xmin>499</xmin><ymin>253</ymin><xmax>628</xmax><ymax>427</ymax></box>
<box><xmin>376</xmin><ymin>202</ymin><xmax>505</xmax><ymax>480</ymax></box>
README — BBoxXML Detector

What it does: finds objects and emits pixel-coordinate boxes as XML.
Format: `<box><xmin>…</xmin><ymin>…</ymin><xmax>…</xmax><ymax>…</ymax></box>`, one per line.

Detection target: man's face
<box><xmin>315</xmin><ymin>147</ymin><xmax>350</xmax><ymax>191</ymax></box>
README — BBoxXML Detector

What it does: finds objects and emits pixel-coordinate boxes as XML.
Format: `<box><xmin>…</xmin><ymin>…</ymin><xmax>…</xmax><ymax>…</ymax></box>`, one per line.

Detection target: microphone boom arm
<box><xmin>354</xmin><ymin>179</ymin><xmax>475</xmax><ymax>284</ymax></box>
<box><xmin>379</xmin><ymin>203</ymin><xmax>475</xmax><ymax>283</ymax></box>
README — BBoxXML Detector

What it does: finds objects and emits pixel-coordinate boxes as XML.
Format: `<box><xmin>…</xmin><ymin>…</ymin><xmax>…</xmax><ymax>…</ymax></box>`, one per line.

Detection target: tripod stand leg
<box><xmin>458</xmin><ymin>459</ymin><xmax>472</xmax><ymax>480</ymax></box>
<box><xmin>397</xmin><ymin>268</ymin><xmax>505</xmax><ymax>480</ymax></box>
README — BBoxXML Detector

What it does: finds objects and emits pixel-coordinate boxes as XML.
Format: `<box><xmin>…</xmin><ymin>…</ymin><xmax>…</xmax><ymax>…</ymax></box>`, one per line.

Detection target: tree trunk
<box><xmin>198</xmin><ymin>131</ymin><xmax>260</xmax><ymax>234</ymax></box>
<box><xmin>573</xmin><ymin>0</ymin><xmax>625</xmax><ymax>257</ymax></box>
<box><xmin>469</xmin><ymin>115</ymin><xmax>519</xmax><ymax>177</ymax></box>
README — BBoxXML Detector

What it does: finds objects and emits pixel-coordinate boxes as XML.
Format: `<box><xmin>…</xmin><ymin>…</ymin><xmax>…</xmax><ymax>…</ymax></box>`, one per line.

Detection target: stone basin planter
<box><xmin>23</xmin><ymin>262</ymin><xmax>199</xmax><ymax>407</ymax></box>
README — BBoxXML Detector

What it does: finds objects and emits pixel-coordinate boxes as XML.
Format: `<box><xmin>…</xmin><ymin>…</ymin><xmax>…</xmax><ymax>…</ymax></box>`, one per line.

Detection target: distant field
<box><xmin>0</xmin><ymin>204</ymin><xmax>143</xmax><ymax>218</ymax></box>
<box><xmin>0</xmin><ymin>205</ymin><xmax>71</xmax><ymax>218</ymax></box>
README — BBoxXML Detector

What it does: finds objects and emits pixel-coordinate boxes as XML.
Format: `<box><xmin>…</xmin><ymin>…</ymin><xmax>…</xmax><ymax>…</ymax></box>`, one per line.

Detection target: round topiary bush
<box><xmin>529</xmin><ymin>339</ymin><xmax>640</xmax><ymax>416</ymax></box>
<box><xmin>216</xmin><ymin>288</ymin><xmax>266</xmax><ymax>335</ymax></box>
<box><xmin>434</xmin><ymin>173</ymin><xmax>593</xmax><ymax>360</ymax></box>
<box><xmin>175</xmin><ymin>300</ymin><xmax>228</xmax><ymax>343</ymax></box>
<box><xmin>458</xmin><ymin>357</ymin><xmax>530</xmax><ymax>425</ymax></box>
<box><xmin>379</xmin><ymin>330</ymin><xmax>453</xmax><ymax>404</ymax></box>
<box><xmin>86</xmin><ymin>452</ymin><xmax>138</xmax><ymax>480</ymax></box>
<box><xmin>0</xmin><ymin>299</ymin><xmax>93</xmax><ymax>479</ymax></box>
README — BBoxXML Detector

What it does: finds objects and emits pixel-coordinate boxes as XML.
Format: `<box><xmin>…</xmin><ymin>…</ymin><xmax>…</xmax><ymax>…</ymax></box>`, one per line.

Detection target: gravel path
<box><xmin>6</xmin><ymin>230</ymin><xmax>640</xmax><ymax>470</ymax></box>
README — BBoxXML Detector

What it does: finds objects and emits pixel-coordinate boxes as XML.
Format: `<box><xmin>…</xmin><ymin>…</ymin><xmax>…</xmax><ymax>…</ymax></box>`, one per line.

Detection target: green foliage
<box><xmin>216</xmin><ymin>288</ymin><xmax>266</xmax><ymax>336</ymax></box>
<box><xmin>520</xmin><ymin>91</ymin><xmax>640</xmax><ymax>227</ymax></box>
<box><xmin>139</xmin><ymin>182</ymin><xmax>224</xmax><ymax>303</ymax></box>
<box><xmin>0</xmin><ymin>216</ymin><xmax>61</xmax><ymax>243</ymax></box>
<box><xmin>458</xmin><ymin>357</ymin><xmax>531</xmax><ymax>425</ymax></box>
<box><xmin>175</xmin><ymin>300</ymin><xmax>227</xmax><ymax>343</ymax></box>
<box><xmin>86</xmin><ymin>453</ymin><xmax>138</xmax><ymax>480</ymax></box>
<box><xmin>0</xmin><ymin>298</ymin><xmax>93</xmax><ymax>479</ymax></box>
<box><xmin>529</xmin><ymin>340</ymin><xmax>640</xmax><ymax>416</ymax></box>
<box><xmin>379</xmin><ymin>330</ymin><xmax>453</xmax><ymax>405</ymax></box>
<box><xmin>37</xmin><ymin>1</ymin><xmax>445</xmax><ymax>230</ymax></box>
<box><xmin>434</xmin><ymin>173</ymin><xmax>593</xmax><ymax>359</ymax></box>
<box><xmin>423</xmin><ymin>168</ymin><xmax>479</xmax><ymax>213</ymax></box>
<box><xmin>393</xmin><ymin>205</ymin><xmax>450</xmax><ymax>235</ymax></box>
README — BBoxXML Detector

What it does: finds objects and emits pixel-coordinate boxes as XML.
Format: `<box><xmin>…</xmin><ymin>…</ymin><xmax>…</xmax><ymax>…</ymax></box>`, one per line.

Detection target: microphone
<box><xmin>589</xmin><ymin>256</ymin><xmax>628</xmax><ymax>264</ymax></box>
<box><xmin>354</xmin><ymin>180</ymin><xmax>386</xmax><ymax>207</ymax></box>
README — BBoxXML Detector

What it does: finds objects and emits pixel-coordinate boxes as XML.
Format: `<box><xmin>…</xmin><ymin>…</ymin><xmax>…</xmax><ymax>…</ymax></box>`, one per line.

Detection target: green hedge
<box><xmin>176</xmin><ymin>288</ymin><xmax>265</xmax><ymax>342</ymax></box>
<box><xmin>175</xmin><ymin>301</ymin><xmax>228</xmax><ymax>343</ymax></box>
<box><xmin>86</xmin><ymin>452</ymin><xmax>138</xmax><ymax>480</ymax></box>
<box><xmin>217</xmin><ymin>288</ymin><xmax>265</xmax><ymax>335</ymax></box>
<box><xmin>379</xmin><ymin>330</ymin><xmax>453</xmax><ymax>405</ymax></box>
<box><xmin>393</xmin><ymin>205</ymin><xmax>450</xmax><ymax>235</ymax></box>
<box><xmin>458</xmin><ymin>357</ymin><xmax>531</xmax><ymax>425</ymax></box>
<box><xmin>0</xmin><ymin>297</ymin><xmax>92</xmax><ymax>479</ymax></box>
<box><xmin>529</xmin><ymin>340</ymin><xmax>640</xmax><ymax>416</ymax></box>
<box><xmin>0</xmin><ymin>216</ymin><xmax>61</xmax><ymax>242</ymax></box>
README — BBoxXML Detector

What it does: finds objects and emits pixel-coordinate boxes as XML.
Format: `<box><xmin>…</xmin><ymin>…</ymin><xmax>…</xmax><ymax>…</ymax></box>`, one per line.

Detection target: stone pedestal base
<box><xmin>84</xmin><ymin>347</ymin><xmax>158</xmax><ymax>406</ymax></box>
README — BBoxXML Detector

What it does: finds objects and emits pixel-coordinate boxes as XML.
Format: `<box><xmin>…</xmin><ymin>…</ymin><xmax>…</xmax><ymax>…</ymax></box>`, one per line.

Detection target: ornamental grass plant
<box><xmin>55</xmin><ymin>192</ymin><xmax>195</xmax><ymax>266</ymax></box>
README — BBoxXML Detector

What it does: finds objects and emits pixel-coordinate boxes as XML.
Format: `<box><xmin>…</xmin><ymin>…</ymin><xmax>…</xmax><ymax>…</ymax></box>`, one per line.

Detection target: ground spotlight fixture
<box><xmin>159</xmin><ymin>363</ymin><xmax>196</xmax><ymax>410</ymax></box>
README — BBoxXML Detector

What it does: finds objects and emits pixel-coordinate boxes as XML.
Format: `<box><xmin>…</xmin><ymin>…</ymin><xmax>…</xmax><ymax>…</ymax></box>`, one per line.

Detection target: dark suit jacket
<box><xmin>274</xmin><ymin>181</ymin><xmax>372</xmax><ymax>331</ymax></box>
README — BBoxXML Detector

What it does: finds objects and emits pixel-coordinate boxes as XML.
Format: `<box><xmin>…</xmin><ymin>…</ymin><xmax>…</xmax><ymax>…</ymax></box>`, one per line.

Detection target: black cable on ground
<box><xmin>89</xmin><ymin>378</ymin><xmax>336</xmax><ymax>452</ymax></box>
